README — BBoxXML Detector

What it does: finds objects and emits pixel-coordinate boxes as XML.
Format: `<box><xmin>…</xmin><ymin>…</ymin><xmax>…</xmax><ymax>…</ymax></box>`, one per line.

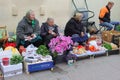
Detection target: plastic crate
<box><xmin>24</xmin><ymin>61</ymin><xmax>54</xmax><ymax>74</ymax></box>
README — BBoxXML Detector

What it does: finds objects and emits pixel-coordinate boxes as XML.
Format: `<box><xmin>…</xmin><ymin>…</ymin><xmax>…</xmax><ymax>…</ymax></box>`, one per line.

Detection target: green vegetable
<box><xmin>10</xmin><ymin>55</ymin><xmax>23</xmax><ymax>65</ymax></box>
<box><xmin>116</xmin><ymin>25</ymin><xmax>120</xmax><ymax>31</ymax></box>
<box><xmin>103</xmin><ymin>43</ymin><xmax>112</xmax><ymax>50</ymax></box>
<box><xmin>36</xmin><ymin>45</ymin><xmax>50</xmax><ymax>56</ymax></box>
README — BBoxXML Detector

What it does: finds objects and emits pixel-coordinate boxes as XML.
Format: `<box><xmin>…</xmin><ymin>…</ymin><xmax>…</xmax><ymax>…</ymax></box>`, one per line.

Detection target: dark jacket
<box><xmin>40</xmin><ymin>23</ymin><xmax>59</xmax><ymax>37</ymax></box>
<box><xmin>99</xmin><ymin>6</ymin><xmax>111</xmax><ymax>23</ymax></box>
<box><xmin>16</xmin><ymin>16</ymin><xmax>40</xmax><ymax>40</ymax></box>
<box><xmin>64</xmin><ymin>18</ymin><xmax>84</xmax><ymax>36</ymax></box>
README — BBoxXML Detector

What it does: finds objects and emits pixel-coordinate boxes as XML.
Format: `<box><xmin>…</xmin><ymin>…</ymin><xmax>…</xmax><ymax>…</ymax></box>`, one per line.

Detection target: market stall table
<box><xmin>73</xmin><ymin>50</ymin><xmax>107</xmax><ymax>59</ymax></box>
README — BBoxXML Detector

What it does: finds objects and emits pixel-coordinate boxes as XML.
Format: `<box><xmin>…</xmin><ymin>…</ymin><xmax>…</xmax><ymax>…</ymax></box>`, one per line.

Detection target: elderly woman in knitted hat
<box><xmin>64</xmin><ymin>12</ymin><xmax>88</xmax><ymax>44</ymax></box>
<box><xmin>16</xmin><ymin>10</ymin><xmax>42</xmax><ymax>48</ymax></box>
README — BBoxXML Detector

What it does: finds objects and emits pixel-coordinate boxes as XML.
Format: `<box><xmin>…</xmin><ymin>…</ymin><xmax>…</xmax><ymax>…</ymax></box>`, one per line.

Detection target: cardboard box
<box><xmin>0</xmin><ymin>63</ymin><xmax>23</xmax><ymax>77</ymax></box>
<box><xmin>102</xmin><ymin>30</ymin><xmax>120</xmax><ymax>42</ymax></box>
<box><xmin>0</xmin><ymin>50</ymin><xmax>12</xmax><ymax>63</ymax></box>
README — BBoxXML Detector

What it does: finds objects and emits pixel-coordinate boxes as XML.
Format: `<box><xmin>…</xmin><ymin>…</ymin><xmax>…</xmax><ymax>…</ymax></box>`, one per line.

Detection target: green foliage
<box><xmin>10</xmin><ymin>55</ymin><xmax>23</xmax><ymax>65</ymax></box>
<box><xmin>103</xmin><ymin>43</ymin><xmax>112</xmax><ymax>50</ymax></box>
<box><xmin>116</xmin><ymin>25</ymin><xmax>120</xmax><ymax>31</ymax></box>
<box><xmin>36</xmin><ymin>45</ymin><xmax>50</xmax><ymax>56</ymax></box>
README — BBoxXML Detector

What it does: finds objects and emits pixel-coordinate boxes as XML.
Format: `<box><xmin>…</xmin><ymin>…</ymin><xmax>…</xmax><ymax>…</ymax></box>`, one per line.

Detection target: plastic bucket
<box><xmin>2</xmin><ymin>58</ymin><xmax>9</xmax><ymax>66</ymax></box>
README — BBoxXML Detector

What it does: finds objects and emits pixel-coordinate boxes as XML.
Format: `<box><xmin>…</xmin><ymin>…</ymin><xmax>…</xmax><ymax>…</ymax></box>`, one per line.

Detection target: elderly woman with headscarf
<box><xmin>40</xmin><ymin>18</ymin><xmax>59</xmax><ymax>46</ymax></box>
<box><xmin>16</xmin><ymin>10</ymin><xmax>42</xmax><ymax>48</ymax></box>
<box><xmin>64</xmin><ymin>12</ymin><xmax>88</xmax><ymax>44</ymax></box>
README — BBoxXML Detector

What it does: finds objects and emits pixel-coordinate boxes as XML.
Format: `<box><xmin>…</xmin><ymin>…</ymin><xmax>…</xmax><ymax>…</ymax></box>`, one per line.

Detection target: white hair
<box><xmin>47</xmin><ymin>17</ymin><xmax>54</xmax><ymax>22</ymax></box>
<box><xmin>26</xmin><ymin>10</ymin><xmax>34</xmax><ymax>17</ymax></box>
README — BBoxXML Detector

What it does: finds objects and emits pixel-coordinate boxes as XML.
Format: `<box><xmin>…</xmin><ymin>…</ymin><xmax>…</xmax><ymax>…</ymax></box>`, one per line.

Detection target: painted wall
<box><xmin>71</xmin><ymin>0</ymin><xmax>120</xmax><ymax>27</ymax></box>
<box><xmin>0</xmin><ymin>0</ymin><xmax>119</xmax><ymax>32</ymax></box>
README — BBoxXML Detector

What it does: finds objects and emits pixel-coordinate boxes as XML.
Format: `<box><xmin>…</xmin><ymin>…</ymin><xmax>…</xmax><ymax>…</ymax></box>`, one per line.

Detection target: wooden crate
<box><xmin>112</xmin><ymin>35</ymin><xmax>120</xmax><ymax>47</ymax></box>
<box><xmin>24</xmin><ymin>61</ymin><xmax>54</xmax><ymax>74</ymax></box>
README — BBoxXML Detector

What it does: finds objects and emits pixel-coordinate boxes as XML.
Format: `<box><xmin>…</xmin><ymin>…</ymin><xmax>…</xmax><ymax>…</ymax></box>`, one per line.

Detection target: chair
<box><xmin>0</xmin><ymin>26</ymin><xmax>8</xmax><ymax>47</ymax></box>
<box><xmin>99</xmin><ymin>24</ymin><xmax>108</xmax><ymax>31</ymax></box>
<box><xmin>72</xmin><ymin>0</ymin><xmax>98</xmax><ymax>34</ymax></box>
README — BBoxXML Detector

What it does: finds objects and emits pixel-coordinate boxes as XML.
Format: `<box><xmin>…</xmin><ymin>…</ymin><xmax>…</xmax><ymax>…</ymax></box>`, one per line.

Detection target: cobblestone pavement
<box><xmin>5</xmin><ymin>55</ymin><xmax>120</xmax><ymax>80</ymax></box>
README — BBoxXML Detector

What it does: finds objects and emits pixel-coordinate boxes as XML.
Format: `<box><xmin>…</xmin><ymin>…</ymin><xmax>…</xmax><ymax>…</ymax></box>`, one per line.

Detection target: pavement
<box><xmin>4</xmin><ymin>54</ymin><xmax>120</xmax><ymax>80</ymax></box>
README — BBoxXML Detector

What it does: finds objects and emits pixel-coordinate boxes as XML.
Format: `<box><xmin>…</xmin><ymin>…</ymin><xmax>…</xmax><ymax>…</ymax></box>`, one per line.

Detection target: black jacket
<box><xmin>64</xmin><ymin>18</ymin><xmax>84</xmax><ymax>36</ymax></box>
<box><xmin>40</xmin><ymin>23</ymin><xmax>59</xmax><ymax>37</ymax></box>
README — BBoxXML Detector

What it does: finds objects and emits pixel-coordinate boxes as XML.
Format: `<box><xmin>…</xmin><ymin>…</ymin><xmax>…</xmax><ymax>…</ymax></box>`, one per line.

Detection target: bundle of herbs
<box><xmin>10</xmin><ymin>55</ymin><xmax>23</xmax><ymax>65</ymax></box>
<box><xmin>36</xmin><ymin>45</ymin><xmax>50</xmax><ymax>56</ymax></box>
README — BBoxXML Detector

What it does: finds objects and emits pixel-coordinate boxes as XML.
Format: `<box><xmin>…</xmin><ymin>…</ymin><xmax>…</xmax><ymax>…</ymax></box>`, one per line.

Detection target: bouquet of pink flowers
<box><xmin>49</xmin><ymin>36</ymin><xmax>73</xmax><ymax>55</ymax></box>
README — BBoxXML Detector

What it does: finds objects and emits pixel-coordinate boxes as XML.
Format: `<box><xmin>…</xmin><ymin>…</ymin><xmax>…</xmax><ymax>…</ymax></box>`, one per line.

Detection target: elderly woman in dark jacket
<box><xmin>40</xmin><ymin>18</ymin><xmax>59</xmax><ymax>46</ymax></box>
<box><xmin>64</xmin><ymin>13</ymin><xmax>88</xmax><ymax>44</ymax></box>
<box><xmin>16</xmin><ymin>10</ymin><xmax>42</xmax><ymax>48</ymax></box>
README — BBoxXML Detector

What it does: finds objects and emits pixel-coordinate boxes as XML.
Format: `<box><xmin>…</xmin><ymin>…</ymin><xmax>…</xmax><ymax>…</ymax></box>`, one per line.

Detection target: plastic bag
<box><xmin>26</xmin><ymin>44</ymin><xmax>38</xmax><ymax>53</ymax></box>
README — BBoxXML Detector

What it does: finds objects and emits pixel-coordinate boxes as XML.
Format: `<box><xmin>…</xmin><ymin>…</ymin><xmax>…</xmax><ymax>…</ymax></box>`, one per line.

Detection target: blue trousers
<box><xmin>72</xmin><ymin>34</ymin><xmax>88</xmax><ymax>43</ymax></box>
<box><xmin>100</xmin><ymin>21</ymin><xmax>120</xmax><ymax>30</ymax></box>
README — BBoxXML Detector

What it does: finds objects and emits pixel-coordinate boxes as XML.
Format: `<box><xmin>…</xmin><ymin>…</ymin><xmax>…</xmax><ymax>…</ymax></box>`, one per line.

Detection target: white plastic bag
<box><xmin>26</xmin><ymin>44</ymin><xmax>38</xmax><ymax>54</ymax></box>
<box><xmin>89</xmin><ymin>40</ymin><xmax>98</xmax><ymax>49</ymax></box>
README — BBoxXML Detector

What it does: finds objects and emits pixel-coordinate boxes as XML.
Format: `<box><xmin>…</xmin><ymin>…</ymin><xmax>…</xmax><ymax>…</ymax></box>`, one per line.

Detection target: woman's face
<box><xmin>76</xmin><ymin>16</ymin><xmax>82</xmax><ymax>21</ymax></box>
<box><xmin>29</xmin><ymin>12</ymin><xmax>35</xmax><ymax>20</ymax></box>
<box><xmin>74</xmin><ymin>13</ymin><xmax>83</xmax><ymax>21</ymax></box>
<box><xmin>48</xmin><ymin>20</ymin><xmax>54</xmax><ymax>26</ymax></box>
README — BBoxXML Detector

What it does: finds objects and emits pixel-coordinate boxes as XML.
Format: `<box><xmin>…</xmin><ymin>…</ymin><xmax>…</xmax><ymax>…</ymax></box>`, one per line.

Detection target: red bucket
<box><xmin>2</xmin><ymin>58</ymin><xmax>9</xmax><ymax>66</ymax></box>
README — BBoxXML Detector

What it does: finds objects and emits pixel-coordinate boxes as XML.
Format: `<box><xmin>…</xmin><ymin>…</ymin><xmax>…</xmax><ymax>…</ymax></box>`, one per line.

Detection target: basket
<box><xmin>102</xmin><ymin>30</ymin><xmax>120</xmax><ymax>43</ymax></box>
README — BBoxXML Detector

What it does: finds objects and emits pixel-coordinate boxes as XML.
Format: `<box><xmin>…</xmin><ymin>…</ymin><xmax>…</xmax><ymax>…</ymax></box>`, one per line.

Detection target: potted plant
<box><xmin>49</xmin><ymin>36</ymin><xmax>73</xmax><ymax>56</ymax></box>
<box><xmin>49</xmin><ymin>36</ymin><xmax>73</xmax><ymax>64</ymax></box>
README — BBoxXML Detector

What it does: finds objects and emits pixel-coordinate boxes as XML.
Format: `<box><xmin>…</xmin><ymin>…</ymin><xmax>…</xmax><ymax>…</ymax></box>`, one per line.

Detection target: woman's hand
<box><xmin>31</xmin><ymin>34</ymin><xmax>36</xmax><ymax>38</ymax></box>
<box><xmin>81</xmin><ymin>32</ymin><xmax>84</xmax><ymax>37</ymax></box>
<box><xmin>26</xmin><ymin>36</ymin><xmax>32</xmax><ymax>41</ymax></box>
<box><xmin>53</xmin><ymin>33</ymin><xmax>57</xmax><ymax>36</ymax></box>
<box><xmin>48</xmin><ymin>30</ymin><xmax>53</xmax><ymax>34</ymax></box>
